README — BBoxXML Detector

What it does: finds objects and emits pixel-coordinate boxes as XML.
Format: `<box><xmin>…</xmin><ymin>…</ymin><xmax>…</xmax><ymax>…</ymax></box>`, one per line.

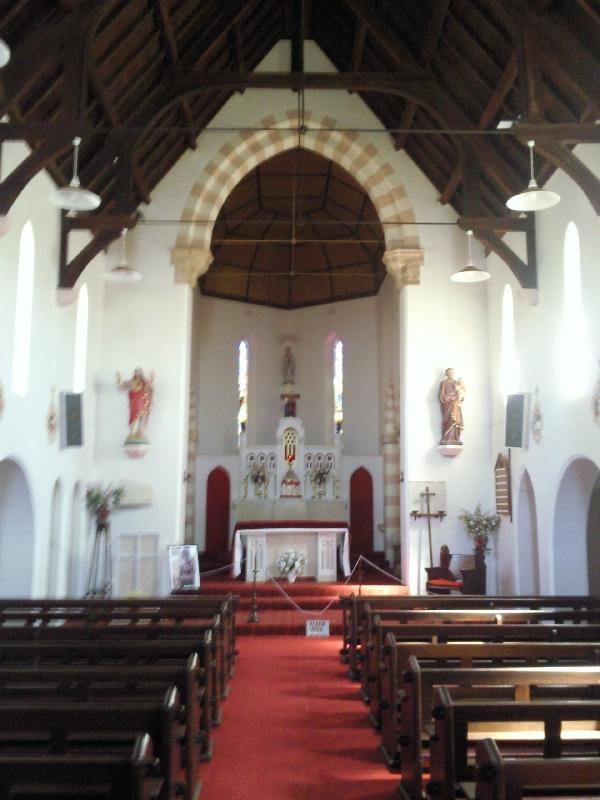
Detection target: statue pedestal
<box><xmin>436</xmin><ymin>444</ymin><xmax>462</xmax><ymax>458</ymax></box>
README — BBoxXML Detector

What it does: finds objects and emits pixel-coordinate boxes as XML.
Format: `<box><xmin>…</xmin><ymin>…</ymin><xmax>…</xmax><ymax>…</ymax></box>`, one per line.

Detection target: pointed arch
<box><xmin>176</xmin><ymin>110</ymin><xmax>421</xmax><ymax>257</ymax></box>
<box><xmin>516</xmin><ymin>468</ymin><xmax>539</xmax><ymax>594</ymax></box>
<box><xmin>205</xmin><ymin>467</ymin><xmax>231</xmax><ymax>556</ymax></box>
<box><xmin>0</xmin><ymin>457</ymin><xmax>34</xmax><ymax>596</ymax></box>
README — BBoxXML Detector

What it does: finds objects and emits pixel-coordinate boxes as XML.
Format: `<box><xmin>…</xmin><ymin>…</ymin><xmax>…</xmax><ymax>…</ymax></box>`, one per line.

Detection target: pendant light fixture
<box><xmin>506</xmin><ymin>139</ymin><xmax>560</xmax><ymax>212</ymax></box>
<box><xmin>104</xmin><ymin>228</ymin><xmax>142</xmax><ymax>283</ymax></box>
<box><xmin>48</xmin><ymin>137</ymin><xmax>101</xmax><ymax>212</ymax></box>
<box><xmin>451</xmin><ymin>229</ymin><xmax>490</xmax><ymax>283</ymax></box>
<box><xmin>0</xmin><ymin>39</ymin><xmax>10</xmax><ymax>68</ymax></box>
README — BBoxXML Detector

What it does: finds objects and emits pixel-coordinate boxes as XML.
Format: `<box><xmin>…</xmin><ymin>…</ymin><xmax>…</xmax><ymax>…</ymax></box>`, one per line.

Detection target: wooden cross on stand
<box><xmin>410</xmin><ymin>486</ymin><xmax>446</xmax><ymax>568</ymax></box>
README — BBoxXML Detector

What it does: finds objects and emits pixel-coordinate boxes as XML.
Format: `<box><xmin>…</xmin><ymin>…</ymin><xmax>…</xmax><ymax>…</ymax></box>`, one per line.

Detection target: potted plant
<box><xmin>458</xmin><ymin>503</ymin><xmax>500</xmax><ymax>548</ymax></box>
<box><xmin>85</xmin><ymin>483</ymin><xmax>124</xmax><ymax>526</ymax></box>
<box><xmin>276</xmin><ymin>549</ymin><xmax>306</xmax><ymax>582</ymax></box>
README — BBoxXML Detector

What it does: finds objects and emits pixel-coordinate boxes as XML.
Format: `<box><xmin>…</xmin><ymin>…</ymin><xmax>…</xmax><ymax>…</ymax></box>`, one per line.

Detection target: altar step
<box><xmin>197</xmin><ymin>577</ymin><xmax>408</xmax><ymax>635</ymax></box>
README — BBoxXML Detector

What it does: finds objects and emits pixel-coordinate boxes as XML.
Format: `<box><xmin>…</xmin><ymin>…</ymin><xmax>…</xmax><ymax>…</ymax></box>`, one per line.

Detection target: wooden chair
<box><xmin>425</xmin><ymin>545</ymin><xmax>484</xmax><ymax>594</ymax></box>
<box><xmin>425</xmin><ymin>545</ymin><xmax>463</xmax><ymax>594</ymax></box>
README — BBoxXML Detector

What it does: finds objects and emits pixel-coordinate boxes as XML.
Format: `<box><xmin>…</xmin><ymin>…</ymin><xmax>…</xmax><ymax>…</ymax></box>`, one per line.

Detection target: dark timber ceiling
<box><xmin>203</xmin><ymin>149</ymin><xmax>386</xmax><ymax>308</ymax></box>
<box><xmin>0</xmin><ymin>0</ymin><xmax>598</xmax><ymax>295</ymax></box>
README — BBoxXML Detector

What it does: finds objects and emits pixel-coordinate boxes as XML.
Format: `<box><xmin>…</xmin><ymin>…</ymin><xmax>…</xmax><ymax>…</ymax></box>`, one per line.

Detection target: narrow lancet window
<box><xmin>333</xmin><ymin>339</ymin><xmax>343</xmax><ymax>434</ymax></box>
<box><xmin>238</xmin><ymin>339</ymin><xmax>248</xmax><ymax>435</ymax></box>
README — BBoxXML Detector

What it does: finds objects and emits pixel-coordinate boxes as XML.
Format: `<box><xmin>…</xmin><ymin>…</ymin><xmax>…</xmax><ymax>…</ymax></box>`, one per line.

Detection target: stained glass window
<box><xmin>238</xmin><ymin>339</ymin><xmax>248</xmax><ymax>435</ymax></box>
<box><xmin>333</xmin><ymin>339</ymin><xmax>343</xmax><ymax>434</ymax></box>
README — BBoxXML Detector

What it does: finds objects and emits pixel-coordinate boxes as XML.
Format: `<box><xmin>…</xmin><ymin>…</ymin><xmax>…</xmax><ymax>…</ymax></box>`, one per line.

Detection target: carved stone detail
<box><xmin>171</xmin><ymin>247</ymin><xmax>213</xmax><ymax>286</ymax></box>
<box><xmin>383</xmin><ymin>248</ymin><xmax>423</xmax><ymax>290</ymax></box>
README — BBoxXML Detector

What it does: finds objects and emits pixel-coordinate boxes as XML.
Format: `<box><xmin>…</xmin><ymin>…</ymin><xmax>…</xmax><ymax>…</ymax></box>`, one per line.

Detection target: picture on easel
<box><xmin>168</xmin><ymin>544</ymin><xmax>200</xmax><ymax>591</ymax></box>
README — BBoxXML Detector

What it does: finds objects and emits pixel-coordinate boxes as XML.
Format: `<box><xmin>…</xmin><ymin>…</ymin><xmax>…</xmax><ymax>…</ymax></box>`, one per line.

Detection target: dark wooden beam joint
<box><xmin>458</xmin><ymin>215</ymin><xmax>538</xmax><ymax>290</ymax></box>
<box><xmin>59</xmin><ymin>224</ymin><xmax>121</xmax><ymax>289</ymax></box>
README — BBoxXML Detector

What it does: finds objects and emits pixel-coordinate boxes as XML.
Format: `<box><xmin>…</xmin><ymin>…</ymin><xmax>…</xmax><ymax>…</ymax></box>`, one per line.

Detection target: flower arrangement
<box><xmin>276</xmin><ymin>549</ymin><xmax>306</xmax><ymax>578</ymax></box>
<box><xmin>458</xmin><ymin>503</ymin><xmax>500</xmax><ymax>546</ymax></box>
<box><xmin>85</xmin><ymin>483</ymin><xmax>124</xmax><ymax>514</ymax></box>
<box><xmin>249</xmin><ymin>464</ymin><xmax>268</xmax><ymax>485</ymax></box>
<box><xmin>310</xmin><ymin>464</ymin><xmax>331</xmax><ymax>485</ymax></box>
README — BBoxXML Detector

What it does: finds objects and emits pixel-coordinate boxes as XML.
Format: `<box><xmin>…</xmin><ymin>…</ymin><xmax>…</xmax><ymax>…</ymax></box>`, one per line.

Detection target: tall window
<box><xmin>238</xmin><ymin>339</ymin><xmax>248</xmax><ymax>435</ymax></box>
<box><xmin>560</xmin><ymin>222</ymin><xmax>588</xmax><ymax>399</ymax></box>
<box><xmin>500</xmin><ymin>284</ymin><xmax>516</xmax><ymax>403</ymax></box>
<box><xmin>11</xmin><ymin>221</ymin><xmax>35</xmax><ymax>396</ymax></box>
<box><xmin>72</xmin><ymin>284</ymin><xmax>88</xmax><ymax>393</ymax></box>
<box><xmin>333</xmin><ymin>339</ymin><xmax>344</xmax><ymax>433</ymax></box>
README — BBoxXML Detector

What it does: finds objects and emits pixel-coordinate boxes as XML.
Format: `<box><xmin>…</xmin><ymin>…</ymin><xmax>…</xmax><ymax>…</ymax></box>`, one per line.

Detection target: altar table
<box><xmin>233</xmin><ymin>524</ymin><xmax>350</xmax><ymax>582</ymax></box>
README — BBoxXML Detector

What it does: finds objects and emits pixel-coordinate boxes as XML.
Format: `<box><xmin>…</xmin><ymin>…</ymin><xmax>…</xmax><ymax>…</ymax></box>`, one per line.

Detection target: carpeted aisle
<box><xmin>201</xmin><ymin>636</ymin><xmax>398</xmax><ymax>800</ymax></box>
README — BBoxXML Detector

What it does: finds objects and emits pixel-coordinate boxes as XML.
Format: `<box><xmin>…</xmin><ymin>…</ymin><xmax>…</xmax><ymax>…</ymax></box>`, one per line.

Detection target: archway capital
<box><xmin>171</xmin><ymin>246</ymin><xmax>213</xmax><ymax>286</ymax></box>
<box><xmin>383</xmin><ymin>248</ymin><xmax>423</xmax><ymax>290</ymax></box>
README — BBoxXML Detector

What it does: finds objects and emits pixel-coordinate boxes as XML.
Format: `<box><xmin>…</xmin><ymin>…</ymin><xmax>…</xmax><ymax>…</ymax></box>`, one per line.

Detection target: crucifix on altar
<box><xmin>410</xmin><ymin>482</ymin><xmax>447</xmax><ymax>567</ymax></box>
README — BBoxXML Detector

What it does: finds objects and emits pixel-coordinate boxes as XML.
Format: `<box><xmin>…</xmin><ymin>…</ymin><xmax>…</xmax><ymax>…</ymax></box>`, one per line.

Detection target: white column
<box><xmin>382</xmin><ymin>376</ymin><xmax>401</xmax><ymax>568</ymax></box>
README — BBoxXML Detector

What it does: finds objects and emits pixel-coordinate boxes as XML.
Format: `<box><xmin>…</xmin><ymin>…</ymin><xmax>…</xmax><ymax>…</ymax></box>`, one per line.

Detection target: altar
<box><xmin>233</xmin><ymin>522</ymin><xmax>350</xmax><ymax>582</ymax></box>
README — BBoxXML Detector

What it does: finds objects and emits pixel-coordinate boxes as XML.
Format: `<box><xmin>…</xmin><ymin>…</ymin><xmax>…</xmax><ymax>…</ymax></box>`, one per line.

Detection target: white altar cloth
<box><xmin>233</xmin><ymin>527</ymin><xmax>350</xmax><ymax>582</ymax></box>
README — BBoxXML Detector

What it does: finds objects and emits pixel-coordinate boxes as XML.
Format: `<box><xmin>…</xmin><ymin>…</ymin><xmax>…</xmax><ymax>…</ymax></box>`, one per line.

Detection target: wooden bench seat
<box><xmin>428</xmin><ymin>686</ymin><xmax>600</xmax><ymax>800</ymax></box>
<box><xmin>339</xmin><ymin>594</ymin><xmax>600</xmax><ymax>673</ymax></box>
<box><xmin>0</xmin><ymin>732</ymin><xmax>162</xmax><ymax>800</ymax></box>
<box><xmin>0</xmin><ymin>688</ymin><xmax>187</xmax><ymax>800</ymax></box>
<box><xmin>474</xmin><ymin>737</ymin><xmax>600</xmax><ymax>800</ymax></box>
<box><xmin>385</xmin><ymin>650</ymin><xmax>600</xmax><ymax>775</ymax></box>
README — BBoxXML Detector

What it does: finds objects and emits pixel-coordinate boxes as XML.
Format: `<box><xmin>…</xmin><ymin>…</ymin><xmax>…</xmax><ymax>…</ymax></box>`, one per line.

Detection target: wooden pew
<box><xmin>0</xmin><ymin>617</ymin><xmax>224</xmax><ymax>723</ymax></box>
<box><xmin>0</xmin><ymin>635</ymin><xmax>216</xmax><ymax>738</ymax></box>
<box><xmin>0</xmin><ymin>732</ymin><xmax>162</xmax><ymax>800</ymax></box>
<box><xmin>0</xmin><ymin>594</ymin><xmax>237</xmax><ymax>680</ymax></box>
<box><xmin>0</xmin><ymin>687</ymin><xmax>187</xmax><ymax>800</ymax></box>
<box><xmin>365</xmin><ymin>614</ymin><xmax>600</xmax><ymax>725</ymax></box>
<box><xmin>378</xmin><ymin>639</ymin><xmax>600</xmax><ymax>767</ymax></box>
<box><xmin>428</xmin><ymin>685</ymin><xmax>600</xmax><ymax>800</ymax></box>
<box><xmin>474</xmin><ymin>737</ymin><xmax>600</xmax><ymax>800</ymax></box>
<box><xmin>0</xmin><ymin>655</ymin><xmax>210</xmax><ymax>768</ymax></box>
<box><xmin>340</xmin><ymin>593</ymin><xmax>600</xmax><ymax>677</ymax></box>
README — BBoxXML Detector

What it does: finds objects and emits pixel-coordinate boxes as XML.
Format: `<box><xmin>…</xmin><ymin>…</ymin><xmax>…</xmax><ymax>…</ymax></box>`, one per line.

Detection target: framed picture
<box><xmin>60</xmin><ymin>391</ymin><xmax>83</xmax><ymax>448</ymax></box>
<box><xmin>168</xmin><ymin>544</ymin><xmax>200</xmax><ymax>592</ymax></box>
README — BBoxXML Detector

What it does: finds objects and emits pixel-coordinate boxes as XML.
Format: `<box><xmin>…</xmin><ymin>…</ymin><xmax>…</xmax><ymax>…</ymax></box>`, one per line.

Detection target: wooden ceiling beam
<box><xmin>64</xmin><ymin>213</ymin><xmax>138</xmax><ymax>233</ymax></box>
<box><xmin>440</xmin><ymin>54</ymin><xmax>517</xmax><ymax>204</ymax></box>
<box><xmin>342</xmin><ymin>0</ymin><xmax>422</xmax><ymax>70</ymax></box>
<box><xmin>351</xmin><ymin>21</ymin><xmax>367</xmax><ymax>71</ymax></box>
<box><xmin>533</xmin><ymin>140</ymin><xmax>600</xmax><ymax>216</ymax></box>
<box><xmin>152</xmin><ymin>0</ymin><xmax>197</xmax><ymax>149</ymax></box>
<box><xmin>574</xmin><ymin>0</ymin><xmax>600</xmax><ymax>26</ymax></box>
<box><xmin>395</xmin><ymin>0</ymin><xmax>451</xmax><ymax>150</ymax></box>
<box><xmin>290</xmin><ymin>0</ymin><xmax>304</xmax><ymax>74</ymax></box>
<box><xmin>60</xmin><ymin>228</ymin><xmax>119</xmax><ymax>287</ymax></box>
<box><xmin>514</xmin><ymin>122</ymin><xmax>600</xmax><ymax>143</ymax></box>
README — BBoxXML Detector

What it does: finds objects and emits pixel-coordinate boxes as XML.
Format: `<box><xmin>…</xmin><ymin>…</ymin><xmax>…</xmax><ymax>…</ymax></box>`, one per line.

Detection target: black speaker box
<box><xmin>505</xmin><ymin>393</ymin><xmax>527</xmax><ymax>448</ymax></box>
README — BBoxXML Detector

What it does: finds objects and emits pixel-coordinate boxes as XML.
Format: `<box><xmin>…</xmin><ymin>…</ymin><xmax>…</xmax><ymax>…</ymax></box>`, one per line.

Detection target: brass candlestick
<box><xmin>247</xmin><ymin>566</ymin><xmax>260</xmax><ymax>623</ymax></box>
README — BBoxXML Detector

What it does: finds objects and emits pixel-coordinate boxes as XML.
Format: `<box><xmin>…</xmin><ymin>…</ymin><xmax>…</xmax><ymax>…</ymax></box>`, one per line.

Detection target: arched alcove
<box><xmin>0</xmin><ymin>458</ymin><xmax>34</xmax><ymax>596</ymax></box>
<box><xmin>349</xmin><ymin>467</ymin><xmax>374</xmax><ymax>562</ymax></box>
<box><xmin>67</xmin><ymin>481</ymin><xmax>85</xmax><ymax>597</ymax></box>
<box><xmin>553</xmin><ymin>457</ymin><xmax>600</xmax><ymax>594</ymax></box>
<box><xmin>47</xmin><ymin>479</ymin><xmax>63</xmax><ymax>597</ymax></box>
<box><xmin>205</xmin><ymin>467</ymin><xmax>231</xmax><ymax>556</ymax></box>
<box><xmin>587</xmin><ymin>474</ymin><xmax>600</xmax><ymax>594</ymax></box>
<box><xmin>516</xmin><ymin>469</ymin><xmax>540</xmax><ymax>594</ymax></box>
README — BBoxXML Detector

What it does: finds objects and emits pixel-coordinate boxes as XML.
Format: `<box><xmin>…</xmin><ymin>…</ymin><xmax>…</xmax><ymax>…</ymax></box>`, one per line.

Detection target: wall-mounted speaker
<box><xmin>505</xmin><ymin>393</ymin><xmax>528</xmax><ymax>448</ymax></box>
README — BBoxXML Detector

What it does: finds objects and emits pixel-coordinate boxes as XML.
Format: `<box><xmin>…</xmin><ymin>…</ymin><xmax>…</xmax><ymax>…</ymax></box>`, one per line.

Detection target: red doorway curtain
<box><xmin>205</xmin><ymin>467</ymin><xmax>231</xmax><ymax>555</ymax></box>
<box><xmin>349</xmin><ymin>467</ymin><xmax>374</xmax><ymax>560</ymax></box>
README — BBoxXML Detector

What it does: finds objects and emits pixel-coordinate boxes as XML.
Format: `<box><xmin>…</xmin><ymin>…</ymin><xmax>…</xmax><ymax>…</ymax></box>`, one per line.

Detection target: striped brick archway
<box><xmin>173</xmin><ymin>110</ymin><xmax>422</xmax><ymax>283</ymax></box>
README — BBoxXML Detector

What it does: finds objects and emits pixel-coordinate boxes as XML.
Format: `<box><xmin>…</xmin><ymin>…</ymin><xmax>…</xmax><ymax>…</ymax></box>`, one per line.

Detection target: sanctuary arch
<box><xmin>172</xmin><ymin>110</ymin><xmax>423</xmax><ymax>288</ymax></box>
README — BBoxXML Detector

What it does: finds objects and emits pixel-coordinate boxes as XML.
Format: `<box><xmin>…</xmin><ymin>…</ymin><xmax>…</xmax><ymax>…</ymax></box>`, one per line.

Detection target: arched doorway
<box><xmin>67</xmin><ymin>481</ymin><xmax>85</xmax><ymax>597</ymax></box>
<box><xmin>205</xmin><ymin>467</ymin><xmax>231</xmax><ymax>557</ymax></box>
<box><xmin>47</xmin><ymin>479</ymin><xmax>63</xmax><ymax>596</ymax></box>
<box><xmin>553</xmin><ymin>457</ymin><xmax>600</xmax><ymax>594</ymax></box>
<box><xmin>516</xmin><ymin>469</ymin><xmax>540</xmax><ymax>594</ymax></box>
<box><xmin>349</xmin><ymin>467</ymin><xmax>374</xmax><ymax>563</ymax></box>
<box><xmin>0</xmin><ymin>458</ymin><xmax>35</xmax><ymax>596</ymax></box>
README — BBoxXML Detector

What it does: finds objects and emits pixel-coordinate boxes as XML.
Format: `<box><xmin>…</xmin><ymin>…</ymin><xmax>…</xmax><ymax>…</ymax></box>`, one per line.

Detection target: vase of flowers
<box><xmin>85</xmin><ymin>483</ymin><xmax>124</xmax><ymax>527</ymax></box>
<box><xmin>277</xmin><ymin>549</ymin><xmax>306</xmax><ymax>582</ymax></box>
<box><xmin>458</xmin><ymin>503</ymin><xmax>500</xmax><ymax>548</ymax></box>
<box><xmin>249</xmin><ymin>464</ymin><xmax>269</xmax><ymax>498</ymax></box>
<box><xmin>310</xmin><ymin>463</ymin><xmax>331</xmax><ymax>498</ymax></box>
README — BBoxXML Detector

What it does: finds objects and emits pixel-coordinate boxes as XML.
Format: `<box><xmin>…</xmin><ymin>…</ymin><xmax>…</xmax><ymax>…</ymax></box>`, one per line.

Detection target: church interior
<box><xmin>0</xmin><ymin>2</ymin><xmax>599</xmax><ymax>798</ymax></box>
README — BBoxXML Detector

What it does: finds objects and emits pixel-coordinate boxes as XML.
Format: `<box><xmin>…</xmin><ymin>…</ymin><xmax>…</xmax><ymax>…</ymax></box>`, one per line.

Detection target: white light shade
<box><xmin>506</xmin><ymin>140</ymin><xmax>560</xmax><ymax>212</ymax></box>
<box><xmin>103</xmin><ymin>263</ymin><xmax>142</xmax><ymax>283</ymax></box>
<box><xmin>0</xmin><ymin>39</ymin><xmax>10</xmax><ymax>68</ymax></box>
<box><xmin>506</xmin><ymin>180</ymin><xmax>560</xmax><ymax>212</ymax></box>
<box><xmin>451</xmin><ymin>264</ymin><xmax>491</xmax><ymax>282</ymax></box>
<box><xmin>451</xmin><ymin>229</ymin><xmax>490</xmax><ymax>283</ymax></box>
<box><xmin>48</xmin><ymin>180</ymin><xmax>101</xmax><ymax>212</ymax></box>
<box><xmin>47</xmin><ymin>137</ymin><xmax>101</xmax><ymax>212</ymax></box>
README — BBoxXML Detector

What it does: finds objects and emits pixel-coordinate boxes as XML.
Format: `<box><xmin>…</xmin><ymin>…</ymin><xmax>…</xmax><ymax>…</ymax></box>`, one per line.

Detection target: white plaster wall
<box><xmin>484</xmin><ymin>144</ymin><xmax>600</xmax><ymax>595</ymax></box>
<box><xmin>0</xmin><ymin>140</ymin><xmax>106</xmax><ymax>597</ymax></box>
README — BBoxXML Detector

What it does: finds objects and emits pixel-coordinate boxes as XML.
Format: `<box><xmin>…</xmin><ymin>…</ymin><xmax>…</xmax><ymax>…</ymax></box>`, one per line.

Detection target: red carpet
<box><xmin>200</xmin><ymin>636</ymin><xmax>398</xmax><ymax>800</ymax></box>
